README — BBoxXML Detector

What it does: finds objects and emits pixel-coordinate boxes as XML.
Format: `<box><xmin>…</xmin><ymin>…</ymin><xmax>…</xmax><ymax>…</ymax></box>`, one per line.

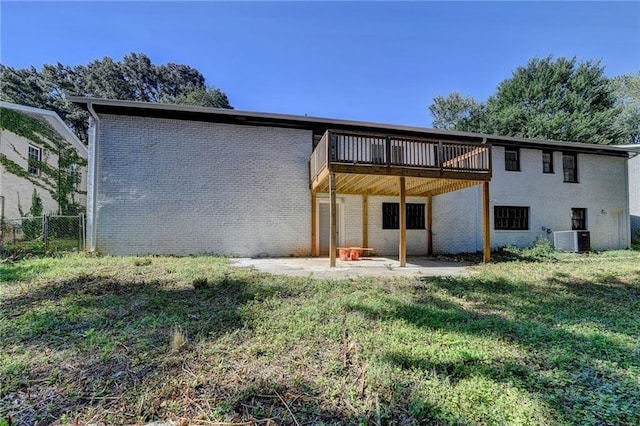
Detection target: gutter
<box><xmin>86</xmin><ymin>102</ymin><xmax>100</xmax><ymax>252</ymax></box>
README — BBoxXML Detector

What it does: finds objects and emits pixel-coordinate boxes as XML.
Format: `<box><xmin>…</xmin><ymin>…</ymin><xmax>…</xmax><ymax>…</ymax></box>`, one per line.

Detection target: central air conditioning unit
<box><xmin>553</xmin><ymin>230</ymin><xmax>591</xmax><ymax>252</ymax></box>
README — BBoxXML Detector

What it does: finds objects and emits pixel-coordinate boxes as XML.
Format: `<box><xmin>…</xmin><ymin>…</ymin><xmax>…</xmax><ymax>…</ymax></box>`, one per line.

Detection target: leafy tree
<box><xmin>0</xmin><ymin>53</ymin><xmax>233</xmax><ymax>142</ymax></box>
<box><xmin>170</xmin><ymin>85</ymin><xmax>232</xmax><ymax>109</ymax></box>
<box><xmin>610</xmin><ymin>72</ymin><xmax>640</xmax><ymax>144</ymax></box>
<box><xmin>428</xmin><ymin>92</ymin><xmax>486</xmax><ymax>132</ymax></box>
<box><xmin>429</xmin><ymin>56</ymin><xmax>628</xmax><ymax>145</ymax></box>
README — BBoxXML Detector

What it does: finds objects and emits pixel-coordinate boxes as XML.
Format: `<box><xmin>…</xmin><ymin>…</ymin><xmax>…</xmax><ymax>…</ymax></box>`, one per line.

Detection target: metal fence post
<box><xmin>78</xmin><ymin>214</ymin><xmax>84</xmax><ymax>251</ymax></box>
<box><xmin>43</xmin><ymin>215</ymin><xmax>49</xmax><ymax>246</ymax></box>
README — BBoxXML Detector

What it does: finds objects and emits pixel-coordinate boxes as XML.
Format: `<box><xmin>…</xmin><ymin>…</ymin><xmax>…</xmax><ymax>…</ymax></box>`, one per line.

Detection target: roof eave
<box><xmin>69</xmin><ymin>97</ymin><xmax>636</xmax><ymax>157</ymax></box>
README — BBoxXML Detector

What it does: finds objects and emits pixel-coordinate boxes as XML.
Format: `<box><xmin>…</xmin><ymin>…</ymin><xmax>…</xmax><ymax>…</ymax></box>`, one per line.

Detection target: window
<box><xmin>563</xmin><ymin>153</ymin><xmax>578</xmax><ymax>182</ymax></box>
<box><xmin>67</xmin><ymin>164</ymin><xmax>79</xmax><ymax>190</ymax></box>
<box><xmin>372</xmin><ymin>144</ymin><xmax>385</xmax><ymax>164</ymax></box>
<box><xmin>391</xmin><ymin>146</ymin><xmax>404</xmax><ymax>165</ymax></box>
<box><xmin>28</xmin><ymin>145</ymin><xmax>41</xmax><ymax>175</ymax></box>
<box><xmin>571</xmin><ymin>208</ymin><xmax>587</xmax><ymax>230</ymax></box>
<box><xmin>382</xmin><ymin>203</ymin><xmax>425</xmax><ymax>229</ymax></box>
<box><xmin>542</xmin><ymin>151</ymin><xmax>554</xmax><ymax>173</ymax></box>
<box><xmin>494</xmin><ymin>206</ymin><xmax>529</xmax><ymax>230</ymax></box>
<box><xmin>505</xmin><ymin>148</ymin><xmax>520</xmax><ymax>171</ymax></box>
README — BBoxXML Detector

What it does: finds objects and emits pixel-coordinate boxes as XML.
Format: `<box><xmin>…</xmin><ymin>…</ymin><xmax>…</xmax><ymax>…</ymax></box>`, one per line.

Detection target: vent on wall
<box><xmin>553</xmin><ymin>230</ymin><xmax>590</xmax><ymax>252</ymax></box>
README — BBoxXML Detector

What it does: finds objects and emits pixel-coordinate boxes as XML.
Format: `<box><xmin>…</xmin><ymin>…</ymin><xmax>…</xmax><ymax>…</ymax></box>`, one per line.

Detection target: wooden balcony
<box><xmin>309</xmin><ymin>130</ymin><xmax>492</xmax><ymax>197</ymax></box>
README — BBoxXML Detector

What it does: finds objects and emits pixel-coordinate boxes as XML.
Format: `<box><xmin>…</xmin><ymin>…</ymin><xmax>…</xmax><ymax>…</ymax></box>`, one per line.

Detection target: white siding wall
<box><xmin>630</xmin><ymin>154</ymin><xmax>640</xmax><ymax>240</ymax></box>
<box><xmin>434</xmin><ymin>147</ymin><xmax>630</xmax><ymax>252</ymax></box>
<box><xmin>95</xmin><ymin>115</ymin><xmax>312</xmax><ymax>256</ymax></box>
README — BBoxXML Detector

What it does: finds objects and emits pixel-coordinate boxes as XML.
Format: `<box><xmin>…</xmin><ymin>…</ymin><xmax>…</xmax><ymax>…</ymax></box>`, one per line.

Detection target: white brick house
<box><xmin>0</xmin><ymin>102</ymin><xmax>88</xmax><ymax>220</ymax></box>
<box><xmin>630</xmin><ymin>152</ymin><xmax>640</xmax><ymax>240</ymax></box>
<box><xmin>71</xmin><ymin>97</ymin><xmax>637</xmax><ymax>260</ymax></box>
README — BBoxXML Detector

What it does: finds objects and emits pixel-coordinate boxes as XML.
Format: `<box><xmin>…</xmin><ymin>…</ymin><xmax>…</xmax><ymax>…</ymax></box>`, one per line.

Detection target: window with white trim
<box><xmin>28</xmin><ymin>145</ymin><xmax>41</xmax><ymax>176</ymax></box>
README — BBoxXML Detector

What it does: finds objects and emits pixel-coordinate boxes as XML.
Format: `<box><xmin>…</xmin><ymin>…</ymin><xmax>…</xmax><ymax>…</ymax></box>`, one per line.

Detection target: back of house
<box><xmin>630</xmin><ymin>153</ymin><xmax>640</xmax><ymax>240</ymax></box>
<box><xmin>72</xmin><ymin>97</ymin><xmax>636</xmax><ymax>257</ymax></box>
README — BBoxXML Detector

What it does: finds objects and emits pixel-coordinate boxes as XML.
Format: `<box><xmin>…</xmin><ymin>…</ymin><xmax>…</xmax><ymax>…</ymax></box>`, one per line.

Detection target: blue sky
<box><xmin>1</xmin><ymin>1</ymin><xmax>639</xmax><ymax>127</ymax></box>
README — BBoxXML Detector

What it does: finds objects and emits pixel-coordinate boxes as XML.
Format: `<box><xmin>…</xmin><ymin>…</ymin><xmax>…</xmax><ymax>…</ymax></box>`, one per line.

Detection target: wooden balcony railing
<box><xmin>310</xmin><ymin>130</ymin><xmax>491</xmax><ymax>185</ymax></box>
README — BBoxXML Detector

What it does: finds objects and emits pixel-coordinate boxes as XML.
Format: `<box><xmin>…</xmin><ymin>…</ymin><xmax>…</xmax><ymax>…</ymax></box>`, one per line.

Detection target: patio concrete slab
<box><xmin>233</xmin><ymin>256</ymin><xmax>473</xmax><ymax>279</ymax></box>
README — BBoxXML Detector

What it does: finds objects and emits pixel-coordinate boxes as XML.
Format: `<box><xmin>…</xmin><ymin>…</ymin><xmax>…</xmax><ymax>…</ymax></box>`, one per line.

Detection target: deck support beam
<box><xmin>362</xmin><ymin>193</ymin><xmax>369</xmax><ymax>248</ymax></box>
<box><xmin>399</xmin><ymin>177</ymin><xmax>407</xmax><ymax>267</ymax></box>
<box><xmin>311</xmin><ymin>191</ymin><xmax>317</xmax><ymax>256</ymax></box>
<box><xmin>329</xmin><ymin>173</ymin><xmax>337</xmax><ymax>267</ymax></box>
<box><xmin>427</xmin><ymin>194</ymin><xmax>433</xmax><ymax>255</ymax></box>
<box><xmin>482</xmin><ymin>181</ymin><xmax>491</xmax><ymax>263</ymax></box>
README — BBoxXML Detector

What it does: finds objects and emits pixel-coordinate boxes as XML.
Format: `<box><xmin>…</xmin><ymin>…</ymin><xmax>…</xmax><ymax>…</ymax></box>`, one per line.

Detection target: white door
<box><xmin>319</xmin><ymin>202</ymin><xmax>341</xmax><ymax>255</ymax></box>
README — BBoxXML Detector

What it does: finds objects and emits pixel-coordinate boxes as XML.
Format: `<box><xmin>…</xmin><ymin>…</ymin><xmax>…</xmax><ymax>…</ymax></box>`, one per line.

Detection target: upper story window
<box><xmin>390</xmin><ymin>145</ymin><xmax>404</xmax><ymax>165</ymax></box>
<box><xmin>67</xmin><ymin>164</ymin><xmax>79</xmax><ymax>190</ymax></box>
<box><xmin>382</xmin><ymin>203</ymin><xmax>425</xmax><ymax>230</ymax></box>
<box><xmin>542</xmin><ymin>151</ymin><xmax>554</xmax><ymax>173</ymax></box>
<box><xmin>494</xmin><ymin>206</ymin><xmax>529</xmax><ymax>230</ymax></box>
<box><xmin>571</xmin><ymin>208</ymin><xmax>587</xmax><ymax>230</ymax></box>
<box><xmin>505</xmin><ymin>148</ymin><xmax>520</xmax><ymax>171</ymax></box>
<box><xmin>563</xmin><ymin>153</ymin><xmax>578</xmax><ymax>183</ymax></box>
<box><xmin>28</xmin><ymin>145</ymin><xmax>41</xmax><ymax>176</ymax></box>
<box><xmin>371</xmin><ymin>144</ymin><xmax>385</xmax><ymax>164</ymax></box>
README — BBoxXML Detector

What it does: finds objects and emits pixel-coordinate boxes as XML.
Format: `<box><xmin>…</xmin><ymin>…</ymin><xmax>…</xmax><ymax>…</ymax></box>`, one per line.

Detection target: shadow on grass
<box><xmin>0</xmin><ymin>258</ymin><xmax>58</xmax><ymax>282</ymax></box>
<box><xmin>1</xmin><ymin>271</ymin><xmax>291</xmax><ymax>346</ymax></box>
<box><xmin>0</xmin><ymin>272</ymin><xmax>291</xmax><ymax>424</ymax></box>
<box><xmin>349</xmin><ymin>274</ymin><xmax>640</xmax><ymax>424</ymax></box>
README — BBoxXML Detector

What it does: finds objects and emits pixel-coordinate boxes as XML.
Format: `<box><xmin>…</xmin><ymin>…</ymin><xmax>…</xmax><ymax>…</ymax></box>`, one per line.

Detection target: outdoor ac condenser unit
<box><xmin>553</xmin><ymin>230</ymin><xmax>590</xmax><ymax>252</ymax></box>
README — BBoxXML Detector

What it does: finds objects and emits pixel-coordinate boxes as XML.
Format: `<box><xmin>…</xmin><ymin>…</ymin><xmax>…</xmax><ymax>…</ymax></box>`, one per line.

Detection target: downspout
<box><xmin>624</xmin><ymin>152</ymin><xmax>637</xmax><ymax>249</ymax></box>
<box><xmin>86</xmin><ymin>102</ymin><xmax>100</xmax><ymax>252</ymax></box>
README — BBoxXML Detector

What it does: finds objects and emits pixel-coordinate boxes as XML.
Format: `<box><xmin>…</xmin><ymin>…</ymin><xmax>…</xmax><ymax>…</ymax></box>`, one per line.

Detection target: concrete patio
<box><xmin>233</xmin><ymin>256</ymin><xmax>474</xmax><ymax>279</ymax></box>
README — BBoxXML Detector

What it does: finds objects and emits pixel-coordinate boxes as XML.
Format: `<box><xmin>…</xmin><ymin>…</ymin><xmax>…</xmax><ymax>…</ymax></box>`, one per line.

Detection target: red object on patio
<box><xmin>339</xmin><ymin>248</ymin><xmax>350</xmax><ymax>261</ymax></box>
<box><xmin>350</xmin><ymin>248</ymin><xmax>360</xmax><ymax>261</ymax></box>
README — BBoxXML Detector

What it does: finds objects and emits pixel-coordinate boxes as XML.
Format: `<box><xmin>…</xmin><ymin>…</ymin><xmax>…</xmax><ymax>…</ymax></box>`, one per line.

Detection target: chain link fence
<box><xmin>0</xmin><ymin>215</ymin><xmax>85</xmax><ymax>256</ymax></box>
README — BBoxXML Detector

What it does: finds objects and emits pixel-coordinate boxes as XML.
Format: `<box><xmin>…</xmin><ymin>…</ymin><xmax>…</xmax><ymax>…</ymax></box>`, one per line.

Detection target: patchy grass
<box><xmin>1</xmin><ymin>252</ymin><xmax>639</xmax><ymax>425</ymax></box>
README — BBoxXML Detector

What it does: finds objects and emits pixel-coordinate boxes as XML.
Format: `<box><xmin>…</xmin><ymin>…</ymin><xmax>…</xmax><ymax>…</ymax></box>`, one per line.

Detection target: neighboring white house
<box><xmin>630</xmin><ymin>152</ymin><xmax>640</xmax><ymax>240</ymax></box>
<box><xmin>70</xmin><ymin>97</ymin><xmax>637</xmax><ymax>260</ymax></box>
<box><xmin>0</xmin><ymin>102</ymin><xmax>88</xmax><ymax>220</ymax></box>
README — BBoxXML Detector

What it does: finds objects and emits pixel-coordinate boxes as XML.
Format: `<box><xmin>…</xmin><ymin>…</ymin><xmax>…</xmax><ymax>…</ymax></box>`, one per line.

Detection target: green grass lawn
<box><xmin>1</xmin><ymin>251</ymin><xmax>639</xmax><ymax>425</ymax></box>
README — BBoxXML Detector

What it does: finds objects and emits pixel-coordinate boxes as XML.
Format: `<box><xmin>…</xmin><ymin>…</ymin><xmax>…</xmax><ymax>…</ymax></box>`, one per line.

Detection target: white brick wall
<box><xmin>434</xmin><ymin>147</ymin><xmax>630</xmax><ymax>252</ymax></box>
<box><xmin>95</xmin><ymin>115</ymin><xmax>312</xmax><ymax>256</ymax></box>
<box><xmin>92</xmin><ymin>115</ymin><xmax>631</xmax><ymax>256</ymax></box>
<box><xmin>367</xmin><ymin>195</ymin><xmax>429</xmax><ymax>255</ymax></box>
<box><xmin>630</xmin><ymin>154</ymin><xmax>640</xmax><ymax>240</ymax></box>
<box><xmin>316</xmin><ymin>194</ymin><xmax>430</xmax><ymax>255</ymax></box>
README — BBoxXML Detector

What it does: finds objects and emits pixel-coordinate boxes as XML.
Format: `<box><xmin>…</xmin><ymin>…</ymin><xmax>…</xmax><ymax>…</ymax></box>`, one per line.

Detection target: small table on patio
<box><xmin>337</xmin><ymin>247</ymin><xmax>374</xmax><ymax>261</ymax></box>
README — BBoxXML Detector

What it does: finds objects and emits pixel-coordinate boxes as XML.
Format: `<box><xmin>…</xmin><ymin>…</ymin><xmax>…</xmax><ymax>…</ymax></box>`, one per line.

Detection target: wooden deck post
<box><xmin>329</xmin><ymin>173</ymin><xmax>337</xmax><ymax>267</ymax></box>
<box><xmin>311</xmin><ymin>191</ymin><xmax>317</xmax><ymax>256</ymax></box>
<box><xmin>482</xmin><ymin>181</ymin><xmax>491</xmax><ymax>263</ymax></box>
<box><xmin>362</xmin><ymin>193</ymin><xmax>369</xmax><ymax>248</ymax></box>
<box><xmin>399</xmin><ymin>177</ymin><xmax>407</xmax><ymax>267</ymax></box>
<box><xmin>427</xmin><ymin>194</ymin><xmax>433</xmax><ymax>255</ymax></box>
